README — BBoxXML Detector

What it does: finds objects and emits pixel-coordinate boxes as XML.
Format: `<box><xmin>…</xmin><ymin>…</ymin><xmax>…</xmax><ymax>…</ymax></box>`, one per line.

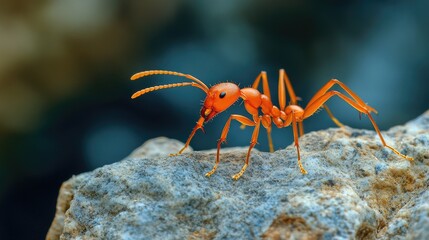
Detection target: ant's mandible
<box><xmin>130</xmin><ymin>69</ymin><xmax>413</xmax><ymax>180</ymax></box>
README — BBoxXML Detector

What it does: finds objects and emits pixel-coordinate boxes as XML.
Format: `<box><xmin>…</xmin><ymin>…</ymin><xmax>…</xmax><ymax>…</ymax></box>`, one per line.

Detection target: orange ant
<box><xmin>130</xmin><ymin>69</ymin><xmax>413</xmax><ymax>180</ymax></box>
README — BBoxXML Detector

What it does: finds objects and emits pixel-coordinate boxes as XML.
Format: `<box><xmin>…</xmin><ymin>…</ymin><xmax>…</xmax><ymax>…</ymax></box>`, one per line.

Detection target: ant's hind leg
<box><xmin>306</xmin><ymin>79</ymin><xmax>378</xmax><ymax>114</ymax></box>
<box><xmin>205</xmin><ymin>115</ymin><xmax>256</xmax><ymax>177</ymax></box>
<box><xmin>303</xmin><ymin>91</ymin><xmax>413</xmax><ymax>161</ymax></box>
<box><xmin>366</xmin><ymin>113</ymin><xmax>413</xmax><ymax>161</ymax></box>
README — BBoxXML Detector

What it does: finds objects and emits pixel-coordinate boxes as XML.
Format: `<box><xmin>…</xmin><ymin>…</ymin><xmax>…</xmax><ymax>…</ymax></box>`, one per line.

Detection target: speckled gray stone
<box><xmin>47</xmin><ymin>110</ymin><xmax>429</xmax><ymax>240</ymax></box>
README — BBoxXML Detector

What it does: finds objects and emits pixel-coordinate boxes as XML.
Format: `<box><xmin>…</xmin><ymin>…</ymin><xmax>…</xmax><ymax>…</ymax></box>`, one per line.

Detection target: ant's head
<box><xmin>201</xmin><ymin>83</ymin><xmax>240</xmax><ymax>122</ymax></box>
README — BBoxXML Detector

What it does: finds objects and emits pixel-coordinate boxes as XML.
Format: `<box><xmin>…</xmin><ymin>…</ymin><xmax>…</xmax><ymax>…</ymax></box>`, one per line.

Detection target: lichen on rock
<box><xmin>47</xmin><ymin>110</ymin><xmax>429</xmax><ymax>240</ymax></box>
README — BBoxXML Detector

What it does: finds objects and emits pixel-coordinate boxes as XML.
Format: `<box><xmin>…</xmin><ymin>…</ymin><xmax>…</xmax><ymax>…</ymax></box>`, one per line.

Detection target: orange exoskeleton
<box><xmin>131</xmin><ymin>69</ymin><xmax>413</xmax><ymax>180</ymax></box>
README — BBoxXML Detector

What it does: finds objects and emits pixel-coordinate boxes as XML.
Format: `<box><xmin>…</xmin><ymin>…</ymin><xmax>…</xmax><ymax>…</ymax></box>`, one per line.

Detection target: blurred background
<box><xmin>0</xmin><ymin>0</ymin><xmax>428</xmax><ymax>239</ymax></box>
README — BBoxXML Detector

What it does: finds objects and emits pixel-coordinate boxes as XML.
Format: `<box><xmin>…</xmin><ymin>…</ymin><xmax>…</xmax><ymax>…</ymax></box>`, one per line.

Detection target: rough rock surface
<box><xmin>47</xmin><ymin>111</ymin><xmax>429</xmax><ymax>240</ymax></box>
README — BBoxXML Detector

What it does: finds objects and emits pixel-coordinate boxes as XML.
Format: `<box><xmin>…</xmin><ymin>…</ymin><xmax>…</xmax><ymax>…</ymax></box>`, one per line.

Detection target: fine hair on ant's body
<box><xmin>131</xmin><ymin>69</ymin><xmax>413</xmax><ymax>180</ymax></box>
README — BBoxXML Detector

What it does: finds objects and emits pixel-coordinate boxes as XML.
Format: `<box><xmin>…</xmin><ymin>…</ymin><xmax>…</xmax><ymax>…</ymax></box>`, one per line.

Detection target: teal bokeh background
<box><xmin>0</xmin><ymin>1</ymin><xmax>428</xmax><ymax>239</ymax></box>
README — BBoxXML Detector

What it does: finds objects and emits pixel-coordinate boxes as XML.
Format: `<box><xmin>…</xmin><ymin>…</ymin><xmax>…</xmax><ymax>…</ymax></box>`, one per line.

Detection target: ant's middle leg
<box><xmin>205</xmin><ymin>114</ymin><xmax>256</xmax><ymax>177</ymax></box>
<box><xmin>323</xmin><ymin>104</ymin><xmax>345</xmax><ymax>128</ymax></box>
<box><xmin>298</xmin><ymin>122</ymin><xmax>304</xmax><ymax>137</ymax></box>
<box><xmin>249</xmin><ymin>71</ymin><xmax>274</xmax><ymax>151</ymax></box>
<box><xmin>292</xmin><ymin>113</ymin><xmax>308</xmax><ymax>174</ymax></box>
<box><xmin>232</xmin><ymin>116</ymin><xmax>262</xmax><ymax>180</ymax></box>
<box><xmin>279</xmin><ymin>69</ymin><xmax>299</xmax><ymax>106</ymax></box>
<box><xmin>251</xmin><ymin>71</ymin><xmax>272</xmax><ymax>99</ymax></box>
<box><xmin>279</xmin><ymin>69</ymin><xmax>305</xmax><ymax>137</ymax></box>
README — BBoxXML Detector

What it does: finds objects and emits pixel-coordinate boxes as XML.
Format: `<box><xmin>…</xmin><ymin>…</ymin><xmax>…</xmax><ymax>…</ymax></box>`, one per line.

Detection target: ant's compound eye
<box><xmin>219</xmin><ymin>92</ymin><xmax>226</xmax><ymax>98</ymax></box>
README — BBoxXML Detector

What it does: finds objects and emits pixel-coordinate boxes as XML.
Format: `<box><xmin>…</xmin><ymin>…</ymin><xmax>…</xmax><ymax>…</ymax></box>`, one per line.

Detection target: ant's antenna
<box><xmin>130</xmin><ymin>70</ymin><xmax>209</xmax><ymax>98</ymax></box>
<box><xmin>131</xmin><ymin>82</ymin><xmax>204</xmax><ymax>99</ymax></box>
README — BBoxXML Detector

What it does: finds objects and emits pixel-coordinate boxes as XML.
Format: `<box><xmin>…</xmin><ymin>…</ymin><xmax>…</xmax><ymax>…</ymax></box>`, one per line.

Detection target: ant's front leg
<box><xmin>205</xmin><ymin>114</ymin><xmax>255</xmax><ymax>177</ymax></box>
<box><xmin>170</xmin><ymin>117</ymin><xmax>205</xmax><ymax>156</ymax></box>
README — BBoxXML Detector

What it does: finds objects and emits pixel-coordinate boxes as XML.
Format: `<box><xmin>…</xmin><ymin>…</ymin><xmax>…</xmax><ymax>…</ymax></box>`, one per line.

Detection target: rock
<box><xmin>128</xmin><ymin>136</ymin><xmax>193</xmax><ymax>158</ymax></box>
<box><xmin>47</xmin><ymin>111</ymin><xmax>429</xmax><ymax>240</ymax></box>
